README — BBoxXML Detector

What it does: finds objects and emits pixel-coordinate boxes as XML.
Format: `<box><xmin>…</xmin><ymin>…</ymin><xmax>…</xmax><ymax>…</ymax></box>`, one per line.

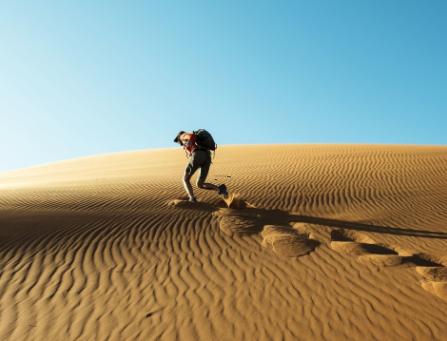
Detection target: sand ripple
<box><xmin>1</xmin><ymin>145</ymin><xmax>447</xmax><ymax>340</ymax></box>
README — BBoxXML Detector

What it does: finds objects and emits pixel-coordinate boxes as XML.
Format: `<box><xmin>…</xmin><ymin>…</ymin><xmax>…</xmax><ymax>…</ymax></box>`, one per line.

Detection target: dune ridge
<box><xmin>1</xmin><ymin>144</ymin><xmax>447</xmax><ymax>340</ymax></box>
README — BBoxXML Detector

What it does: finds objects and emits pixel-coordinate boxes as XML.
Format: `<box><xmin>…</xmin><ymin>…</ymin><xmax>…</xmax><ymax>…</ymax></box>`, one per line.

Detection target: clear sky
<box><xmin>1</xmin><ymin>1</ymin><xmax>446</xmax><ymax>172</ymax></box>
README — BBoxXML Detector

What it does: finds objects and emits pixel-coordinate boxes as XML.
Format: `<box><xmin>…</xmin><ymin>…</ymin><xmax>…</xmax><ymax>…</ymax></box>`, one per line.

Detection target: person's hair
<box><xmin>173</xmin><ymin>130</ymin><xmax>186</xmax><ymax>144</ymax></box>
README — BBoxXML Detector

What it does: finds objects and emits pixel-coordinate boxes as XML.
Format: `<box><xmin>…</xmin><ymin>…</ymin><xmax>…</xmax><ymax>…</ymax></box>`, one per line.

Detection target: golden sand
<box><xmin>1</xmin><ymin>145</ymin><xmax>447</xmax><ymax>340</ymax></box>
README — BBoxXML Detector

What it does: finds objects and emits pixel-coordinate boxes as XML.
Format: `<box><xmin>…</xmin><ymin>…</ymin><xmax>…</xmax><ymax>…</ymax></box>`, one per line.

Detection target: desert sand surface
<box><xmin>1</xmin><ymin>144</ymin><xmax>447</xmax><ymax>340</ymax></box>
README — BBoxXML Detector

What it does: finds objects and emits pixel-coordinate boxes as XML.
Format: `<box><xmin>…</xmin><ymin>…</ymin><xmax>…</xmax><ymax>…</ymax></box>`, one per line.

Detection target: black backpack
<box><xmin>194</xmin><ymin>129</ymin><xmax>217</xmax><ymax>151</ymax></box>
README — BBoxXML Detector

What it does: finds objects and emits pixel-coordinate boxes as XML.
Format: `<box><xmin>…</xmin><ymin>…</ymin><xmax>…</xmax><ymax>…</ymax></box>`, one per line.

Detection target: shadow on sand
<box><xmin>170</xmin><ymin>198</ymin><xmax>447</xmax><ymax>240</ymax></box>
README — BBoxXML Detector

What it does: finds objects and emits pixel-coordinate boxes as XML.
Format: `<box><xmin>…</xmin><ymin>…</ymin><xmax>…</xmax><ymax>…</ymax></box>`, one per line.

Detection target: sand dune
<box><xmin>1</xmin><ymin>144</ymin><xmax>447</xmax><ymax>340</ymax></box>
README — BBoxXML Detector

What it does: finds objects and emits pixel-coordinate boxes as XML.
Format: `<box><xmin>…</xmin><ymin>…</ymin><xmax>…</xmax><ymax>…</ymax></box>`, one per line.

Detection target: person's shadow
<box><xmin>181</xmin><ymin>198</ymin><xmax>447</xmax><ymax>240</ymax></box>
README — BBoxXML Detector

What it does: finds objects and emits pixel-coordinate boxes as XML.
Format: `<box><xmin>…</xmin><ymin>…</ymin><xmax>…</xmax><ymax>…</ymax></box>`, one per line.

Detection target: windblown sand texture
<box><xmin>1</xmin><ymin>145</ymin><xmax>447</xmax><ymax>340</ymax></box>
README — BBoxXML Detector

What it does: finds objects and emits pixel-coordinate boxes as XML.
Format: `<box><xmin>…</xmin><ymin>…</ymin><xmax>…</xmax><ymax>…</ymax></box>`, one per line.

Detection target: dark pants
<box><xmin>184</xmin><ymin>149</ymin><xmax>212</xmax><ymax>185</ymax></box>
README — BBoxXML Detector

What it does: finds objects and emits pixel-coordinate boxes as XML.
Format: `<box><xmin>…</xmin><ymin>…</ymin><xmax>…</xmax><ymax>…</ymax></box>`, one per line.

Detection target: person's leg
<box><xmin>196</xmin><ymin>152</ymin><xmax>219</xmax><ymax>191</ymax></box>
<box><xmin>183</xmin><ymin>171</ymin><xmax>195</xmax><ymax>200</ymax></box>
<box><xmin>183</xmin><ymin>156</ymin><xmax>200</xmax><ymax>201</ymax></box>
<box><xmin>197</xmin><ymin>171</ymin><xmax>227</xmax><ymax>197</ymax></box>
<box><xmin>196</xmin><ymin>165</ymin><xmax>219</xmax><ymax>190</ymax></box>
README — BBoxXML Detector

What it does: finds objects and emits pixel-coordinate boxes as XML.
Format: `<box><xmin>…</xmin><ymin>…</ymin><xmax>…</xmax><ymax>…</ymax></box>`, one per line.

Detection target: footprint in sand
<box><xmin>420</xmin><ymin>281</ymin><xmax>447</xmax><ymax>301</ymax></box>
<box><xmin>173</xmin><ymin>196</ymin><xmax>447</xmax><ymax>301</ymax></box>
<box><xmin>329</xmin><ymin>229</ymin><xmax>404</xmax><ymax>267</ymax></box>
<box><xmin>214</xmin><ymin>205</ymin><xmax>320</xmax><ymax>258</ymax></box>
<box><xmin>329</xmin><ymin>228</ymin><xmax>447</xmax><ymax>301</ymax></box>
<box><xmin>413</xmin><ymin>256</ymin><xmax>447</xmax><ymax>301</ymax></box>
<box><xmin>214</xmin><ymin>208</ymin><xmax>262</xmax><ymax>236</ymax></box>
<box><xmin>261</xmin><ymin>225</ymin><xmax>319</xmax><ymax>258</ymax></box>
<box><xmin>169</xmin><ymin>195</ymin><xmax>258</xmax><ymax>235</ymax></box>
<box><xmin>213</xmin><ymin>195</ymin><xmax>260</xmax><ymax>236</ymax></box>
<box><xmin>167</xmin><ymin>199</ymin><xmax>198</xmax><ymax>208</ymax></box>
<box><xmin>222</xmin><ymin>193</ymin><xmax>253</xmax><ymax>209</ymax></box>
<box><xmin>214</xmin><ymin>200</ymin><xmax>320</xmax><ymax>258</ymax></box>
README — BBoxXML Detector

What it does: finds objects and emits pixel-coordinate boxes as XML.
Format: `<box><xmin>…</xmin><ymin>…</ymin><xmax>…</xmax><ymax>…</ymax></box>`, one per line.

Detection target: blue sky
<box><xmin>1</xmin><ymin>1</ymin><xmax>446</xmax><ymax>172</ymax></box>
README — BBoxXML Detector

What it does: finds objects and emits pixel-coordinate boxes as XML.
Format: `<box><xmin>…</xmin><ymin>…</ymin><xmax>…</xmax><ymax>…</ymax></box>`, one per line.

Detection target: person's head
<box><xmin>173</xmin><ymin>130</ymin><xmax>186</xmax><ymax>145</ymax></box>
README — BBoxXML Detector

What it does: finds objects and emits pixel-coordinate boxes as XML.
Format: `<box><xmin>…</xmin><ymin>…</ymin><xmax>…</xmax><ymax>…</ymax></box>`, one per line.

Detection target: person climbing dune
<box><xmin>174</xmin><ymin>129</ymin><xmax>228</xmax><ymax>202</ymax></box>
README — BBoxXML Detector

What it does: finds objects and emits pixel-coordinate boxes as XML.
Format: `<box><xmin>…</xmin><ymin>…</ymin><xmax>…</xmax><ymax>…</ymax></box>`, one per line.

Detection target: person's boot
<box><xmin>218</xmin><ymin>184</ymin><xmax>228</xmax><ymax>198</ymax></box>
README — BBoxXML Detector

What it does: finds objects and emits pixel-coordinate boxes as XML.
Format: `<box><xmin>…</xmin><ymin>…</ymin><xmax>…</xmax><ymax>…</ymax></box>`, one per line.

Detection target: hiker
<box><xmin>174</xmin><ymin>129</ymin><xmax>228</xmax><ymax>202</ymax></box>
